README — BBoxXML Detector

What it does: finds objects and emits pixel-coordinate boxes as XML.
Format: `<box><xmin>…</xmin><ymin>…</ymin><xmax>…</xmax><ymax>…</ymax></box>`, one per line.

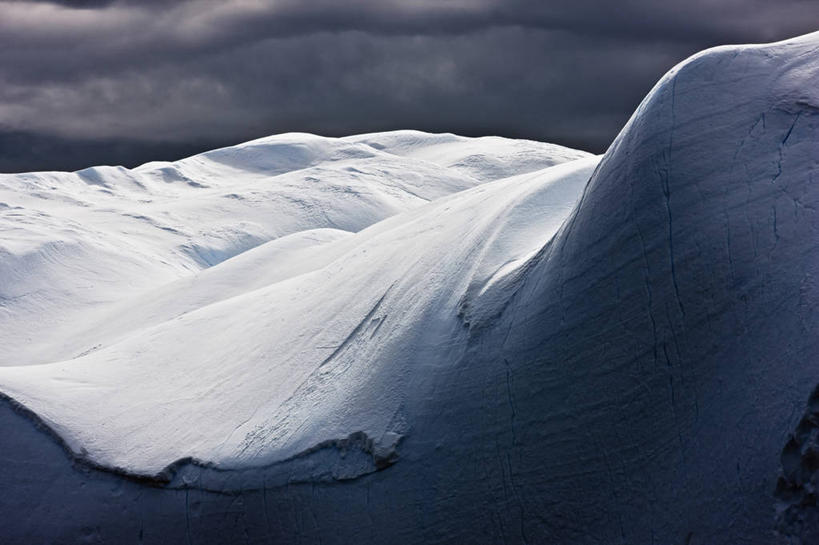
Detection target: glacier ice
<box><xmin>1</xmin><ymin>32</ymin><xmax>819</xmax><ymax>544</ymax></box>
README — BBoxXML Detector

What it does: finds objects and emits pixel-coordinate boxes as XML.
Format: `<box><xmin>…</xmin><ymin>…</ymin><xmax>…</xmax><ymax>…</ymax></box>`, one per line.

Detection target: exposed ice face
<box><xmin>485</xmin><ymin>32</ymin><xmax>819</xmax><ymax>543</ymax></box>
<box><xmin>1</xmin><ymin>32</ymin><xmax>819</xmax><ymax>545</ymax></box>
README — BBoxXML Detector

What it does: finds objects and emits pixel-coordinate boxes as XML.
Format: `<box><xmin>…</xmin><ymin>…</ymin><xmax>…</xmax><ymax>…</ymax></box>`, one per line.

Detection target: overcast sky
<box><xmin>1</xmin><ymin>0</ymin><xmax>818</xmax><ymax>172</ymax></box>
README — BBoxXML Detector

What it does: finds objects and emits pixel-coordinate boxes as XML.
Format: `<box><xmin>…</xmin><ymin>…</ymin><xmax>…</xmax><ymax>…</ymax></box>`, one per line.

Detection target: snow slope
<box><xmin>0</xmin><ymin>156</ymin><xmax>598</xmax><ymax>474</ymax></box>
<box><xmin>0</xmin><ymin>131</ymin><xmax>589</xmax><ymax>366</ymax></box>
<box><xmin>1</xmin><ymin>32</ymin><xmax>819</xmax><ymax>545</ymax></box>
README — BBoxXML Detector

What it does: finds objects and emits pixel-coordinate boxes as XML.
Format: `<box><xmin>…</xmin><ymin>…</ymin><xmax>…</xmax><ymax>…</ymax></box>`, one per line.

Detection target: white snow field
<box><xmin>0</xmin><ymin>131</ymin><xmax>586</xmax><ymax>367</ymax></box>
<box><xmin>1</xmin><ymin>32</ymin><xmax>819</xmax><ymax>545</ymax></box>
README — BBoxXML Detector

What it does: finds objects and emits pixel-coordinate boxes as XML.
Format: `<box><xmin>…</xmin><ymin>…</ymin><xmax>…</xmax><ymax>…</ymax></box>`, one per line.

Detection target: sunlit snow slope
<box><xmin>0</xmin><ymin>153</ymin><xmax>598</xmax><ymax>474</ymax></box>
<box><xmin>1</xmin><ymin>32</ymin><xmax>819</xmax><ymax>545</ymax></box>
<box><xmin>0</xmin><ymin>131</ymin><xmax>587</xmax><ymax>366</ymax></box>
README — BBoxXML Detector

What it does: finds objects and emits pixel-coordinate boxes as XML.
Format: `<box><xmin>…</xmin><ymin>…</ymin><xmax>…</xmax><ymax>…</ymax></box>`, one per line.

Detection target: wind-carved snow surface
<box><xmin>0</xmin><ymin>152</ymin><xmax>597</xmax><ymax>477</ymax></box>
<box><xmin>0</xmin><ymin>130</ymin><xmax>593</xmax><ymax>479</ymax></box>
<box><xmin>0</xmin><ymin>131</ymin><xmax>585</xmax><ymax>367</ymax></box>
<box><xmin>1</xmin><ymin>32</ymin><xmax>819</xmax><ymax>544</ymax></box>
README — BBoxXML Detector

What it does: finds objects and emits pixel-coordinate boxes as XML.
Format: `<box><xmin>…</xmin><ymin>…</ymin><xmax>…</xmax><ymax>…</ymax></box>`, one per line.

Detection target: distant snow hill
<box><xmin>1</xmin><ymin>33</ymin><xmax>818</xmax><ymax>545</ymax></box>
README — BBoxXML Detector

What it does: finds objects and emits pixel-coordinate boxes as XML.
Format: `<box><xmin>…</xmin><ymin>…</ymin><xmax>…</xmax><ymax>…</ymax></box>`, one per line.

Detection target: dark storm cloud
<box><xmin>1</xmin><ymin>0</ymin><xmax>818</xmax><ymax>171</ymax></box>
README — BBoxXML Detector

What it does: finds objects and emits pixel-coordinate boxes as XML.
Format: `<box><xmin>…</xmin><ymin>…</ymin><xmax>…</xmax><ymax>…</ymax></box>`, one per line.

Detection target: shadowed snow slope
<box><xmin>1</xmin><ymin>33</ymin><xmax>819</xmax><ymax>544</ymax></box>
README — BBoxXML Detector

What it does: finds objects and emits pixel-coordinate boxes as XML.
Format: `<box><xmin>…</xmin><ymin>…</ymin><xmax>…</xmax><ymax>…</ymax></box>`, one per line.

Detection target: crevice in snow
<box><xmin>661</xmin><ymin>73</ymin><xmax>685</xmax><ymax>320</ymax></box>
<box><xmin>772</xmin><ymin>111</ymin><xmax>802</xmax><ymax>184</ymax></box>
<box><xmin>318</xmin><ymin>284</ymin><xmax>395</xmax><ymax>368</ymax></box>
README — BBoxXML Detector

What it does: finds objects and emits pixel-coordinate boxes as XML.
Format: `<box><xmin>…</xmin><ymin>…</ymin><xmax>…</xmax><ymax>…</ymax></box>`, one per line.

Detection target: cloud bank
<box><xmin>1</xmin><ymin>0</ymin><xmax>817</xmax><ymax>171</ymax></box>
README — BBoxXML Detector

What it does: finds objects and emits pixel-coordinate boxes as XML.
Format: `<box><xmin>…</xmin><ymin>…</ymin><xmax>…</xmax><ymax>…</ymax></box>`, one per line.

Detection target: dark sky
<box><xmin>1</xmin><ymin>0</ymin><xmax>818</xmax><ymax>172</ymax></box>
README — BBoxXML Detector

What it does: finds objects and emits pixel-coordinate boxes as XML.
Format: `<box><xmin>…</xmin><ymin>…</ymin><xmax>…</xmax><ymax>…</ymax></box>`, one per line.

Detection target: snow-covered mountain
<box><xmin>1</xmin><ymin>32</ymin><xmax>818</xmax><ymax>544</ymax></box>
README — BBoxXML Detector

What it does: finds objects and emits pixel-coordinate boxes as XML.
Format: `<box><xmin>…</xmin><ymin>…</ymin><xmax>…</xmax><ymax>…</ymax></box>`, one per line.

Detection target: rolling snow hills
<box><xmin>0</xmin><ymin>131</ymin><xmax>587</xmax><ymax>367</ymax></box>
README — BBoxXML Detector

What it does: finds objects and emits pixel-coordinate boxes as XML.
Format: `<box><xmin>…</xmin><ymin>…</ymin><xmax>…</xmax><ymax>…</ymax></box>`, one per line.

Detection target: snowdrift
<box><xmin>1</xmin><ymin>32</ymin><xmax>819</xmax><ymax>544</ymax></box>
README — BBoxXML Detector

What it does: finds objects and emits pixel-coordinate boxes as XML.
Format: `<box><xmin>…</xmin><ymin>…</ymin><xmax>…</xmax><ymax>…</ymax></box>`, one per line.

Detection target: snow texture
<box><xmin>776</xmin><ymin>385</ymin><xmax>819</xmax><ymax>543</ymax></box>
<box><xmin>1</xmin><ymin>31</ymin><xmax>819</xmax><ymax>545</ymax></box>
